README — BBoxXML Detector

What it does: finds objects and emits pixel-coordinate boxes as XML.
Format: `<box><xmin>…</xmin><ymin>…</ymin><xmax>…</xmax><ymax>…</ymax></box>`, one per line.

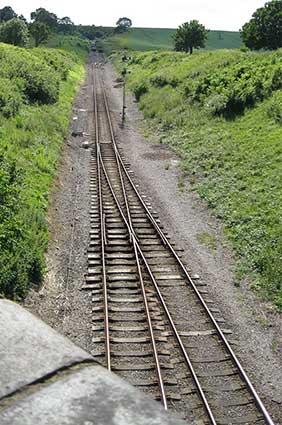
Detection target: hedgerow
<box><xmin>0</xmin><ymin>78</ymin><xmax>23</xmax><ymax>117</ymax></box>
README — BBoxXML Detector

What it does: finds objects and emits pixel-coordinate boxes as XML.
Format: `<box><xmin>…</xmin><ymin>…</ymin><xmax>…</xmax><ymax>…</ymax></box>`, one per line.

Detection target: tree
<box><xmin>241</xmin><ymin>1</ymin><xmax>282</xmax><ymax>50</ymax></box>
<box><xmin>18</xmin><ymin>15</ymin><xmax>27</xmax><ymax>24</ymax></box>
<box><xmin>0</xmin><ymin>18</ymin><xmax>28</xmax><ymax>46</ymax></box>
<box><xmin>115</xmin><ymin>17</ymin><xmax>132</xmax><ymax>33</ymax></box>
<box><xmin>76</xmin><ymin>25</ymin><xmax>112</xmax><ymax>40</ymax></box>
<box><xmin>0</xmin><ymin>6</ymin><xmax>17</xmax><ymax>23</ymax></box>
<box><xmin>29</xmin><ymin>21</ymin><xmax>50</xmax><ymax>47</ymax></box>
<box><xmin>30</xmin><ymin>8</ymin><xmax>58</xmax><ymax>30</ymax></box>
<box><xmin>58</xmin><ymin>16</ymin><xmax>74</xmax><ymax>26</ymax></box>
<box><xmin>173</xmin><ymin>20</ymin><xmax>209</xmax><ymax>54</ymax></box>
<box><xmin>57</xmin><ymin>16</ymin><xmax>75</xmax><ymax>34</ymax></box>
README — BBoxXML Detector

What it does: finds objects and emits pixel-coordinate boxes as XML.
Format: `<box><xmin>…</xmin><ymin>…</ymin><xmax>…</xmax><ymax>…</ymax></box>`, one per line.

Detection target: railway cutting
<box><xmin>82</xmin><ymin>52</ymin><xmax>274</xmax><ymax>425</ymax></box>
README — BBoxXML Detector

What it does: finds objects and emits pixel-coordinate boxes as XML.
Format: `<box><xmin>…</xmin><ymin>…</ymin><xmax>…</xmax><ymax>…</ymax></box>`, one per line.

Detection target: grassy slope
<box><xmin>113</xmin><ymin>49</ymin><xmax>282</xmax><ymax>309</ymax></box>
<box><xmin>0</xmin><ymin>36</ymin><xmax>89</xmax><ymax>299</ymax></box>
<box><xmin>103</xmin><ymin>27</ymin><xmax>242</xmax><ymax>52</ymax></box>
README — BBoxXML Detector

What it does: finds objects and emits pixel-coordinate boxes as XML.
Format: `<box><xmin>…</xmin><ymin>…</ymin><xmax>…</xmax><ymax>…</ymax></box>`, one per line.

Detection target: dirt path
<box><xmin>24</xmin><ymin>53</ymin><xmax>282</xmax><ymax>423</ymax></box>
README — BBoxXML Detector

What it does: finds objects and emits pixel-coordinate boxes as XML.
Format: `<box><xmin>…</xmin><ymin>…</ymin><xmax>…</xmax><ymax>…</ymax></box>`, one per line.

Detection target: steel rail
<box><xmin>96</xmin><ymin>67</ymin><xmax>168</xmax><ymax>409</ymax></box>
<box><xmin>94</xmin><ymin>71</ymin><xmax>214</xmax><ymax>417</ymax></box>
<box><xmin>101</xmin><ymin>77</ymin><xmax>138</xmax><ymax>243</ymax></box>
<box><xmin>102</xmin><ymin>86</ymin><xmax>275</xmax><ymax>425</ymax></box>
<box><xmin>92</xmin><ymin>64</ymin><xmax>111</xmax><ymax>371</ymax></box>
<box><xmin>96</xmin><ymin>58</ymin><xmax>274</xmax><ymax>425</ymax></box>
<box><xmin>96</xmin><ymin>63</ymin><xmax>217</xmax><ymax>422</ymax></box>
<box><xmin>98</xmin><ymin>147</ymin><xmax>217</xmax><ymax>424</ymax></box>
<box><xmin>117</xmin><ymin>158</ymin><xmax>274</xmax><ymax>425</ymax></box>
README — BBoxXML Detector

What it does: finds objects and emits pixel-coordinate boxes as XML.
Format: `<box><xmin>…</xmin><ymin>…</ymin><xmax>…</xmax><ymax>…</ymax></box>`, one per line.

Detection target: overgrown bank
<box><xmin>113</xmin><ymin>49</ymin><xmax>282</xmax><ymax>309</ymax></box>
<box><xmin>0</xmin><ymin>37</ymin><xmax>89</xmax><ymax>299</ymax></box>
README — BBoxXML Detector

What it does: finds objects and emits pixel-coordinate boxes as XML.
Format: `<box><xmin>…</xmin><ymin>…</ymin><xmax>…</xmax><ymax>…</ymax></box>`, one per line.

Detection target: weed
<box><xmin>255</xmin><ymin>315</ymin><xmax>270</xmax><ymax>328</ymax></box>
<box><xmin>177</xmin><ymin>176</ymin><xmax>185</xmax><ymax>193</ymax></box>
<box><xmin>197</xmin><ymin>231</ymin><xmax>217</xmax><ymax>251</ymax></box>
<box><xmin>271</xmin><ymin>338</ymin><xmax>282</xmax><ymax>352</ymax></box>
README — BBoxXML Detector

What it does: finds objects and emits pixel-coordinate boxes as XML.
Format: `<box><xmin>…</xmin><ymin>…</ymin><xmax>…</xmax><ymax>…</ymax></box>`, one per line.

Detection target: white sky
<box><xmin>1</xmin><ymin>0</ymin><xmax>267</xmax><ymax>31</ymax></box>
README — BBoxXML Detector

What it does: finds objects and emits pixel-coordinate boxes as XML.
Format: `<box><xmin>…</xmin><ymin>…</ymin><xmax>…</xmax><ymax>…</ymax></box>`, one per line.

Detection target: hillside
<box><xmin>0</xmin><ymin>36</ymin><xmax>90</xmax><ymax>299</ymax></box>
<box><xmin>103</xmin><ymin>27</ymin><xmax>242</xmax><ymax>52</ymax></box>
<box><xmin>112</xmin><ymin>49</ymin><xmax>282</xmax><ymax>309</ymax></box>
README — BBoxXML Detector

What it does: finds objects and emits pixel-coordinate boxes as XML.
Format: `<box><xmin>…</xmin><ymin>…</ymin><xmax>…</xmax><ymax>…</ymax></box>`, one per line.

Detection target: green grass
<box><xmin>114</xmin><ymin>49</ymin><xmax>282</xmax><ymax>310</ymax></box>
<box><xmin>0</xmin><ymin>38</ymin><xmax>89</xmax><ymax>299</ymax></box>
<box><xmin>103</xmin><ymin>27</ymin><xmax>242</xmax><ymax>53</ymax></box>
<box><xmin>44</xmin><ymin>34</ymin><xmax>91</xmax><ymax>60</ymax></box>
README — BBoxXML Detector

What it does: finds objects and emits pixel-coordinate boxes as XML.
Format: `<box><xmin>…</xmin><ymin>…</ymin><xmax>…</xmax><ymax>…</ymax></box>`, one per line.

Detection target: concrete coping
<box><xmin>0</xmin><ymin>299</ymin><xmax>187</xmax><ymax>425</ymax></box>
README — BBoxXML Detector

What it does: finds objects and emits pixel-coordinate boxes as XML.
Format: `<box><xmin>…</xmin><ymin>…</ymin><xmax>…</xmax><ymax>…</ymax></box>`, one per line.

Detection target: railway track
<box><xmin>83</xmin><ymin>55</ymin><xmax>274</xmax><ymax>424</ymax></box>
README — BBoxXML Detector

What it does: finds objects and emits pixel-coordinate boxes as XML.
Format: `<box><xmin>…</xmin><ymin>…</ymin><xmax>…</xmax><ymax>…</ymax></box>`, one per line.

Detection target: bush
<box><xmin>133</xmin><ymin>82</ymin><xmax>148</xmax><ymax>101</ymax></box>
<box><xmin>150</xmin><ymin>74</ymin><xmax>179</xmax><ymax>88</ymax></box>
<box><xmin>0</xmin><ymin>78</ymin><xmax>23</xmax><ymax>117</ymax></box>
<box><xmin>0</xmin><ymin>18</ymin><xmax>28</xmax><ymax>46</ymax></box>
<box><xmin>21</xmin><ymin>64</ymin><xmax>60</xmax><ymax>104</ymax></box>
<box><xmin>267</xmin><ymin>91</ymin><xmax>282</xmax><ymax>124</ymax></box>
<box><xmin>0</xmin><ymin>43</ymin><xmax>62</xmax><ymax>106</ymax></box>
<box><xmin>189</xmin><ymin>61</ymin><xmax>282</xmax><ymax>116</ymax></box>
<box><xmin>33</xmin><ymin>48</ymin><xmax>74</xmax><ymax>80</ymax></box>
<box><xmin>204</xmin><ymin>93</ymin><xmax>228</xmax><ymax>116</ymax></box>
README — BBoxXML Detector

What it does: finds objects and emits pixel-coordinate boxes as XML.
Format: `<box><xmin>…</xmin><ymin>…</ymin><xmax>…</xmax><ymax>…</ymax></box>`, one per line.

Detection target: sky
<box><xmin>1</xmin><ymin>0</ymin><xmax>267</xmax><ymax>31</ymax></box>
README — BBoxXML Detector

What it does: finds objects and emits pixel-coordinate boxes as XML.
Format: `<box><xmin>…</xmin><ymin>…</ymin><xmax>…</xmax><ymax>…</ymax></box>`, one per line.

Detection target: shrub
<box><xmin>150</xmin><ymin>74</ymin><xmax>179</xmax><ymax>88</ymax></box>
<box><xmin>271</xmin><ymin>67</ymin><xmax>282</xmax><ymax>90</ymax></box>
<box><xmin>21</xmin><ymin>65</ymin><xmax>60</xmax><ymax>104</ymax></box>
<box><xmin>33</xmin><ymin>48</ymin><xmax>74</xmax><ymax>80</ymax></box>
<box><xmin>189</xmin><ymin>60</ymin><xmax>282</xmax><ymax>116</ymax></box>
<box><xmin>133</xmin><ymin>82</ymin><xmax>148</xmax><ymax>101</ymax></box>
<box><xmin>267</xmin><ymin>91</ymin><xmax>282</xmax><ymax>124</ymax></box>
<box><xmin>204</xmin><ymin>93</ymin><xmax>228</xmax><ymax>116</ymax></box>
<box><xmin>0</xmin><ymin>78</ymin><xmax>23</xmax><ymax>117</ymax></box>
<box><xmin>0</xmin><ymin>44</ymin><xmax>60</xmax><ymax>105</ymax></box>
<box><xmin>0</xmin><ymin>18</ymin><xmax>28</xmax><ymax>46</ymax></box>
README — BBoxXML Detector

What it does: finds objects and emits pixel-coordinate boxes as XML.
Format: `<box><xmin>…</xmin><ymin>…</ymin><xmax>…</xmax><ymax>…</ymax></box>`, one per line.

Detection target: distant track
<box><xmin>83</xmin><ymin>53</ymin><xmax>274</xmax><ymax>425</ymax></box>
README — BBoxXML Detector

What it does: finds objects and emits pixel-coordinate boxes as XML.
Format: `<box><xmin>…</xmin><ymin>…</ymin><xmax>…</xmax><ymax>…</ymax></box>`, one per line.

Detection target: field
<box><xmin>103</xmin><ymin>27</ymin><xmax>242</xmax><ymax>52</ymax></box>
<box><xmin>112</xmin><ymin>49</ymin><xmax>282</xmax><ymax>309</ymax></box>
<box><xmin>0</xmin><ymin>36</ymin><xmax>90</xmax><ymax>299</ymax></box>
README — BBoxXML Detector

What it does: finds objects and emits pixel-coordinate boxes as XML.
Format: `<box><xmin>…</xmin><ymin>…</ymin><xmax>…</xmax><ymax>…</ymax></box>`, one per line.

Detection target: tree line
<box><xmin>1</xmin><ymin>1</ymin><xmax>282</xmax><ymax>52</ymax></box>
<box><xmin>0</xmin><ymin>5</ymin><xmax>111</xmax><ymax>47</ymax></box>
<box><xmin>173</xmin><ymin>0</ymin><xmax>282</xmax><ymax>54</ymax></box>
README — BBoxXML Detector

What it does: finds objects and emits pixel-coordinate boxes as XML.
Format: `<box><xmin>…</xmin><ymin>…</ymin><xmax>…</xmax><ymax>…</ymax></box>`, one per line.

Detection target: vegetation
<box><xmin>76</xmin><ymin>24</ymin><xmax>111</xmax><ymax>40</ymax></box>
<box><xmin>114</xmin><ymin>49</ymin><xmax>282</xmax><ymax>309</ymax></box>
<box><xmin>115</xmin><ymin>17</ymin><xmax>132</xmax><ymax>33</ymax></box>
<box><xmin>0</xmin><ymin>17</ymin><xmax>29</xmax><ymax>46</ymax></box>
<box><xmin>29</xmin><ymin>21</ymin><xmax>50</xmax><ymax>47</ymax></box>
<box><xmin>0</xmin><ymin>6</ymin><xmax>17</xmax><ymax>22</ymax></box>
<box><xmin>103</xmin><ymin>28</ymin><xmax>242</xmax><ymax>53</ymax></box>
<box><xmin>174</xmin><ymin>20</ymin><xmax>209</xmax><ymax>54</ymax></box>
<box><xmin>241</xmin><ymin>0</ymin><xmax>282</xmax><ymax>50</ymax></box>
<box><xmin>0</xmin><ymin>37</ymin><xmax>89</xmax><ymax>299</ymax></box>
<box><xmin>30</xmin><ymin>7</ymin><xmax>58</xmax><ymax>30</ymax></box>
<box><xmin>44</xmin><ymin>34</ymin><xmax>91</xmax><ymax>59</ymax></box>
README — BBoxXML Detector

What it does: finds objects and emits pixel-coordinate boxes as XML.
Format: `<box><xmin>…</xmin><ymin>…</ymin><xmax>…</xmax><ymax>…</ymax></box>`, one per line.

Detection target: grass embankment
<box><xmin>114</xmin><ymin>49</ymin><xmax>282</xmax><ymax>309</ymax></box>
<box><xmin>103</xmin><ymin>27</ymin><xmax>242</xmax><ymax>53</ymax></box>
<box><xmin>0</xmin><ymin>36</ymin><xmax>90</xmax><ymax>299</ymax></box>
